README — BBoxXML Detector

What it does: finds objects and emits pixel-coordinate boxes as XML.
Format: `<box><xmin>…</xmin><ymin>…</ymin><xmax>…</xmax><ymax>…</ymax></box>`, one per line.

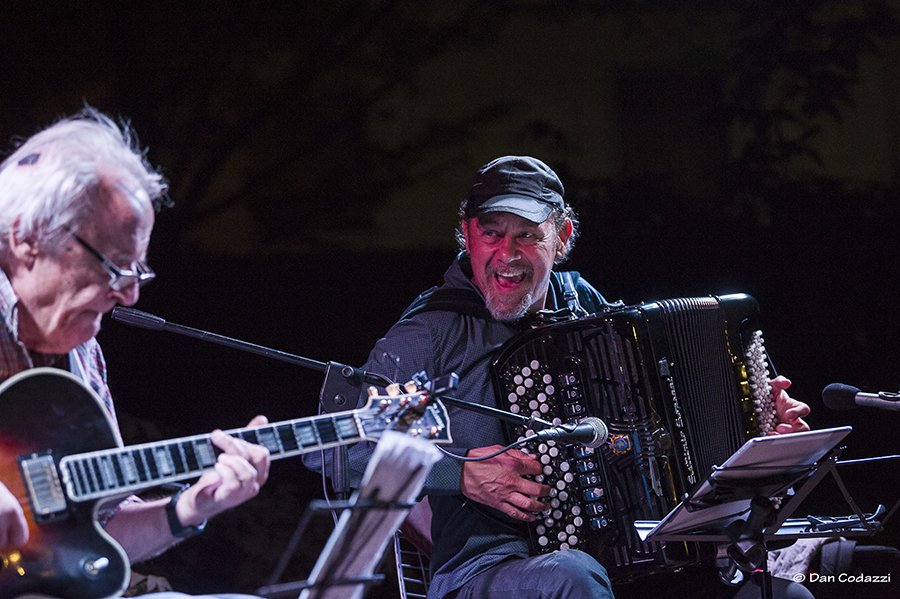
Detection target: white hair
<box><xmin>0</xmin><ymin>106</ymin><xmax>168</xmax><ymax>257</ymax></box>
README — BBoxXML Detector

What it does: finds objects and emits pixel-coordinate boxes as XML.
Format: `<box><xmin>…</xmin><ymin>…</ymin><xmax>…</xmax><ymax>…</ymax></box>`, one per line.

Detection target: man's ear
<box><xmin>462</xmin><ymin>219</ymin><xmax>471</xmax><ymax>253</ymax></box>
<box><xmin>8</xmin><ymin>217</ymin><xmax>39</xmax><ymax>266</ymax></box>
<box><xmin>556</xmin><ymin>219</ymin><xmax>573</xmax><ymax>258</ymax></box>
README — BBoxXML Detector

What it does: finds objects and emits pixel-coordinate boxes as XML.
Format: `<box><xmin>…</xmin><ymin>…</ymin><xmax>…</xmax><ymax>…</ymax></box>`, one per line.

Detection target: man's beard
<box><xmin>482</xmin><ymin>263</ymin><xmax>535</xmax><ymax>321</ymax></box>
<box><xmin>485</xmin><ymin>289</ymin><xmax>533</xmax><ymax>321</ymax></box>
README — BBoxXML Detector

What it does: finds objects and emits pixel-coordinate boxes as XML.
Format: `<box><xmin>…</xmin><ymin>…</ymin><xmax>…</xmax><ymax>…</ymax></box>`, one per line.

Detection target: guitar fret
<box><xmin>194</xmin><ymin>439</ymin><xmax>217</xmax><ymax>468</ymax></box>
<box><xmin>65</xmin><ymin>461</ymin><xmax>84</xmax><ymax>498</ymax></box>
<box><xmin>294</xmin><ymin>421</ymin><xmax>319</xmax><ymax>448</ymax></box>
<box><xmin>277</xmin><ymin>424</ymin><xmax>299</xmax><ymax>452</ymax></box>
<box><xmin>110</xmin><ymin>453</ymin><xmax>126</xmax><ymax>488</ymax></box>
<box><xmin>142</xmin><ymin>448</ymin><xmax>159</xmax><ymax>480</ymax></box>
<box><xmin>95</xmin><ymin>456</ymin><xmax>117</xmax><ymax>491</ymax></box>
<box><xmin>132</xmin><ymin>448</ymin><xmax>148</xmax><ymax>482</ymax></box>
<box><xmin>314</xmin><ymin>419</ymin><xmax>338</xmax><ymax>445</ymax></box>
<box><xmin>121</xmin><ymin>452</ymin><xmax>139</xmax><ymax>484</ymax></box>
<box><xmin>76</xmin><ymin>459</ymin><xmax>95</xmax><ymax>495</ymax></box>
<box><xmin>333</xmin><ymin>415</ymin><xmax>358</xmax><ymax>440</ymax></box>
<box><xmin>254</xmin><ymin>427</ymin><xmax>283</xmax><ymax>455</ymax></box>
<box><xmin>170</xmin><ymin>442</ymin><xmax>187</xmax><ymax>474</ymax></box>
<box><xmin>182</xmin><ymin>441</ymin><xmax>199</xmax><ymax>471</ymax></box>
<box><xmin>152</xmin><ymin>445</ymin><xmax>176</xmax><ymax>478</ymax></box>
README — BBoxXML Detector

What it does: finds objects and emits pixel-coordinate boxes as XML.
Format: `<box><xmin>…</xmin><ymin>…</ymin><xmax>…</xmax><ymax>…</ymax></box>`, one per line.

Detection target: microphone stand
<box><xmin>111</xmin><ymin>306</ymin><xmax>386</xmax><ymax>500</ymax></box>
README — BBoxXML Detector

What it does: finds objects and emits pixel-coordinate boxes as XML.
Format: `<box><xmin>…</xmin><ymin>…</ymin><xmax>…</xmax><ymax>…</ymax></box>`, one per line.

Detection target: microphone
<box><xmin>534</xmin><ymin>417</ymin><xmax>609</xmax><ymax>448</ymax></box>
<box><xmin>822</xmin><ymin>383</ymin><xmax>900</xmax><ymax>412</ymax></box>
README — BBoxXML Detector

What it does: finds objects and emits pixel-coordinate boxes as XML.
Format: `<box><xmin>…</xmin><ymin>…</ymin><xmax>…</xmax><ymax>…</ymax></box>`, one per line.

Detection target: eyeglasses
<box><xmin>70</xmin><ymin>232</ymin><xmax>156</xmax><ymax>291</ymax></box>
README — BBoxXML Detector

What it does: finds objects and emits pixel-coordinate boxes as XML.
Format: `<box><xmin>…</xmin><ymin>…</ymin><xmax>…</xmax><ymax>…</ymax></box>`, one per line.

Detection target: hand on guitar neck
<box><xmin>102</xmin><ymin>415</ymin><xmax>272</xmax><ymax>563</ymax></box>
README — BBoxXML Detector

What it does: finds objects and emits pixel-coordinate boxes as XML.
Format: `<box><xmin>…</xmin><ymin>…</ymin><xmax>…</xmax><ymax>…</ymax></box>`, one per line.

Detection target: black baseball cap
<box><xmin>466</xmin><ymin>156</ymin><xmax>565</xmax><ymax>224</ymax></box>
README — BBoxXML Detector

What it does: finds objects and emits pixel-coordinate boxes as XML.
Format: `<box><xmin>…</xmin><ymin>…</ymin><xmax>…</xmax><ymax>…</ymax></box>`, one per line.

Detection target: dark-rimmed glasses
<box><xmin>70</xmin><ymin>232</ymin><xmax>155</xmax><ymax>291</ymax></box>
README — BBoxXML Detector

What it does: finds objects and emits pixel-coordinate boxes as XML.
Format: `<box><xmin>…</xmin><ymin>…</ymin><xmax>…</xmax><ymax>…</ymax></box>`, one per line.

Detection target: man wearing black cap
<box><xmin>314</xmin><ymin>156</ymin><xmax>811</xmax><ymax>599</ymax></box>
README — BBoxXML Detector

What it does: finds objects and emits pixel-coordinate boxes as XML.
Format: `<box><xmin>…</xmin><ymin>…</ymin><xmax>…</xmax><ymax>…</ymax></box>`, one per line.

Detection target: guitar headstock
<box><xmin>357</xmin><ymin>374</ymin><xmax>454</xmax><ymax>445</ymax></box>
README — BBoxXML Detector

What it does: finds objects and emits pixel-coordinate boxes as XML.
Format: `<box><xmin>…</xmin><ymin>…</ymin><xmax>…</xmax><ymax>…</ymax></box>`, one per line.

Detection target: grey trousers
<box><xmin>447</xmin><ymin>550</ymin><xmax>614</xmax><ymax>599</ymax></box>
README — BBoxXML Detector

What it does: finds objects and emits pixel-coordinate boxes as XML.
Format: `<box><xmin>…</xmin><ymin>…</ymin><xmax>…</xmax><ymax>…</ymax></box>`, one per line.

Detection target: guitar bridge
<box><xmin>19</xmin><ymin>452</ymin><xmax>68</xmax><ymax>521</ymax></box>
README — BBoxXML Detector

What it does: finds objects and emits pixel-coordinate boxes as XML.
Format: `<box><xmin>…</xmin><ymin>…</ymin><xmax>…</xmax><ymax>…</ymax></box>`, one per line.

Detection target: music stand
<box><xmin>257</xmin><ymin>430</ymin><xmax>441</xmax><ymax>599</ymax></box>
<box><xmin>634</xmin><ymin>426</ymin><xmax>899</xmax><ymax>599</ymax></box>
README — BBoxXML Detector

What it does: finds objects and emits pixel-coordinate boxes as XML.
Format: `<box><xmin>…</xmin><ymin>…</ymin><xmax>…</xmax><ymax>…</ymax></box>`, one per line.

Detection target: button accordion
<box><xmin>491</xmin><ymin>294</ymin><xmax>777</xmax><ymax>581</ymax></box>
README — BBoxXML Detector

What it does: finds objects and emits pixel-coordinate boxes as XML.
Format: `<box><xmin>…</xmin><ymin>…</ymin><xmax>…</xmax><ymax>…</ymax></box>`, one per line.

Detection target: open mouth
<box><xmin>494</xmin><ymin>271</ymin><xmax>528</xmax><ymax>288</ymax></box>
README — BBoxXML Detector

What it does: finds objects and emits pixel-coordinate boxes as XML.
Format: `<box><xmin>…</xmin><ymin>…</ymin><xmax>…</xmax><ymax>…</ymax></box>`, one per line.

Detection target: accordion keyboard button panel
<box><xmin>499</xmin><ymin>357</ymin><xmax>610</xmax><ymax>553</ymax></box>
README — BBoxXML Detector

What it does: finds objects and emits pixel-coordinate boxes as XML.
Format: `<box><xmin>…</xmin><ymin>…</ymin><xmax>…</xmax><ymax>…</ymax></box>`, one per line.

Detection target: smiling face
<box><xmin>9</xmin><ymin>180</ymin><xmax>155</xmax><ymax>354</ymax></box>
<box><xmin>463</xmin><ymin>211</ymin><xmax>572</xmax><ymax>321</ymax></box>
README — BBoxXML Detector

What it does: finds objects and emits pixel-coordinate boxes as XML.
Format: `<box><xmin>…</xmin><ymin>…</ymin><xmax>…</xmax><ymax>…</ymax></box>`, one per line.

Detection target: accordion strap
<box><xmin>556</xmin><ymin>271</ymin><xmax>590</xmax><ymax>318</ymax></box>
<box><xmin>399</xmin><ymin>287</ymin><xmax>491</xmax><ymax>321</ymax></box>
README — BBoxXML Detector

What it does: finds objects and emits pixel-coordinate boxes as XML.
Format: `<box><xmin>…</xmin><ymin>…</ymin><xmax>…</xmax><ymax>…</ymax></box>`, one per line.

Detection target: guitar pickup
<box><xmin>19</xmin><ymin>452</ymin><xmax>68</xmax><ymax>521</ymax></box>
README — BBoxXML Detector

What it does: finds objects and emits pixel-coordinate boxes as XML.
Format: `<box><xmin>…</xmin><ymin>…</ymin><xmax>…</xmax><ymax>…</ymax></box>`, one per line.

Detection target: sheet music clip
<box><xmin>259</xmin><ymin>430</ymin><xmax>441</xmax><ymax>599</ymax></box>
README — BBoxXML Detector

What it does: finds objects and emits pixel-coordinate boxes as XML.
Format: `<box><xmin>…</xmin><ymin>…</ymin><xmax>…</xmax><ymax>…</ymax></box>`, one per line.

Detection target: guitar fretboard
<box><xmin>59</xmin><ymin>412</ymin><xmax>364</xmax><ymax>502</ymax></box>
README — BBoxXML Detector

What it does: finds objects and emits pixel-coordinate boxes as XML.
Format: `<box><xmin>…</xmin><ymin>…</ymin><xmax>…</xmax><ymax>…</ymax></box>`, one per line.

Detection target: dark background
<box><xmin>3</xmin><ymin>1</ymin><xmax>900</xmax><ymax>596</ymax></box>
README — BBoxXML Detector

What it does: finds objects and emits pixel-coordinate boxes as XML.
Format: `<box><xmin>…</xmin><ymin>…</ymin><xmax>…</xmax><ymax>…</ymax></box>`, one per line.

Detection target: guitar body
<box><xmin>0</xmin><ymin>369</ymin><xmax>129</xmax><ymax>599</ymax></box>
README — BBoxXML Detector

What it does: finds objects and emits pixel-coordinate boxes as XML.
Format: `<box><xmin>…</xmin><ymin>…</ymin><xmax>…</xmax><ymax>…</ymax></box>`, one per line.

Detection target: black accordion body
<box><xmin>491</xmin><ymin>293</ymin><xmax>776</xmax><ymax>581</ymax></box>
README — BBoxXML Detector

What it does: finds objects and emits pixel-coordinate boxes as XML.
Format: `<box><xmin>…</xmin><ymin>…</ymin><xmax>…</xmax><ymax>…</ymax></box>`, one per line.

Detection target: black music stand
<box><xmin>635</xmin><ymin>426</ymin><xmax>899</xmax><ymax>599</ymax></box>
<box><xmin>255</xmin><ymin>498</ymin><xmax>401</xmax><ymax>599</ymax></box>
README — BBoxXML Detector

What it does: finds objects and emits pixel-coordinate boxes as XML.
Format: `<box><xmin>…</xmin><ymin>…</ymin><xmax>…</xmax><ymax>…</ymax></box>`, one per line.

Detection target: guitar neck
<box><xmin>59</xmin><ymin>409</ymin><xmax>366</xmax><ymax>503</ymax></box>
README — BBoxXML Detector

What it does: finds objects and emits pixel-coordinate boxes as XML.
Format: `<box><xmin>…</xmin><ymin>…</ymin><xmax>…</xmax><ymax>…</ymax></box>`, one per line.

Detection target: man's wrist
<box><xmin>165</xmin><ymin>485</ymin><xmax>207</xmax><ymax>538</ymax></box>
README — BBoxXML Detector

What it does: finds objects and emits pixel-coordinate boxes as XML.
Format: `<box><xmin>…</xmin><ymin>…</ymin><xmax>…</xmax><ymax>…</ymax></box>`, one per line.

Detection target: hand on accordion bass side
<box><xmin>460</xmin><ymin>445</ymin><xmax>551</xmax><ymax>522</ymax></box>
<box><xmin>770</xmin><ymin>375</ymin><xmax>811</xmax><ymax>435</ymax></box>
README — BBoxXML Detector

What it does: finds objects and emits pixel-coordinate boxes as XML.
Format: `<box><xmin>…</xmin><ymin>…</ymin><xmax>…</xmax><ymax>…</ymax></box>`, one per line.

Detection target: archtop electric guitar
<box><xmin>0</xmin><ymin>367</ymin><xmax>451</xmax><ymax>599</ymax></box>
